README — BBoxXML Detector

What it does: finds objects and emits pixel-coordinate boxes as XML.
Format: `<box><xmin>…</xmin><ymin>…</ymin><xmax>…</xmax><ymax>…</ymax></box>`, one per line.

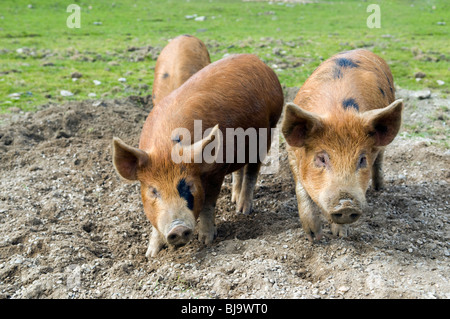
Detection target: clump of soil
<box><xmin>0</xmin><ymin>90</ymin><xmax>448</xmax><ymax>299</ymax></box>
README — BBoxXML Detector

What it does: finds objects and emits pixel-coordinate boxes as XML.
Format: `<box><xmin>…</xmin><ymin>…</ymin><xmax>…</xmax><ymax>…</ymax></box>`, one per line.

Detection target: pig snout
<box><xmin>330</xmin><ymin>198</ymin><xmax>362</xmax><ymax>224</ymax></box>
<box><xmin>166</xmin><ymin>225</ymin><xmax>193</xmax><ymax>246</ymax></box>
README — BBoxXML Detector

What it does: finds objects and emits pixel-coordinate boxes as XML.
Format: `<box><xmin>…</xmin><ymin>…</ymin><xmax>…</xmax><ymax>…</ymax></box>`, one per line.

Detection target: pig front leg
<box><xmin>198</xmin><ymin>176</ymin><xmax>224</xmax><ymax>245</ymax></box>
<box><xmin>231</xmin><ymin>168</ymin><xmax>244</xmax><ymax>204</ymax></box>
<box><xmin>295</xmin><ymin>181</ymin><xmax>323</xmax><ymax>241</ymax></box>
<box><xmin>236</xmin><ymin>162</ymin><xmax>261</xmax><ymax>215</ymax></box>
<box><xmin>331</xmin><ymin>223</ymin><xmax>348</xmax><ymax>238</ymax></box>
<box><xmin>372</xmin><ymin>150</ymin><xmax>385</xmax><ymax>191</ymax></box>
<box><xmin>145</xmin><ymin>226</ymin><xmax>166</xmax><ymax>258</ymax></box>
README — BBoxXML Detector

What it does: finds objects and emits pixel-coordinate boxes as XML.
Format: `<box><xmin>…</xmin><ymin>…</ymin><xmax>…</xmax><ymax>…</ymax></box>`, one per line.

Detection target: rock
<box><xmin>93</xmin><ymin>80</ymin><xmax>101</xmax><ymax>86</ymax></box>
<box><xmin>415</xmin><ymin>90</ymin><xmax>431</xmax><ymax>100</ymax></box>
<box><xmin>7</xmin><ymin>107</ymin><xmax>21</xmax><ymax>113</ymax></box>
<box><xmin>195</xmin><ymin>16</ymin><xmax>206</xmax><ymax>21</ymax></box>
<box><xmin>71</xmin><ymin>72</ymin><xmax>83</xmax><ymax>79</ymax></box>
<box><xmin>88</xmin><ymin>93</ymin><xmax>97</xmax><ymax>98</ymax></box>
<box><xmin>8</xmin><ymin>93</ymin><xmax>21</xmax><ymax>99</ymax></box>
<box><xmin>118</xmin><ymin>78</ymin><xmax>126</xmax><ymax>83</ymax></box>
<box><xmin>338</xmin><ymin>286</ymin><xmax>350</xmax><ymax>294</ymax></box>
<box><xmin>436</xmin><ymin>80</ymin><xmax>445</xmax><ymax>86</ymax></box>
<box><xmin>414</xmin><ymin>72</ymin><xmax>426</xmax><ymax>78</ymax></box>
<box><xmin>60</xmin><ymin>90</ymin><xmax>74</xmax><ymax>97</ymax></box>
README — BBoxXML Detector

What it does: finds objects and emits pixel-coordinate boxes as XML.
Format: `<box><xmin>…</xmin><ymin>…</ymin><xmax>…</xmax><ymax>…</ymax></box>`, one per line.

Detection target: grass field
<box><xmin>0</xmin><ymin>0</ymin><xmax>448</xmax><ymax>111</ymax></box>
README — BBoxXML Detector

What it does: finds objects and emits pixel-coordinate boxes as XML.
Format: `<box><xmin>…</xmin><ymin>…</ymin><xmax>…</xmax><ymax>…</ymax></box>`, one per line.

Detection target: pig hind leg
<box><xmin>236</xmin><ymin>162</ymin><xmax>261</xmax><ymax>215</ymax></box>
<box><xmin>372</xmin><ymin>150</ymin><xmax>385</xmax><ymax>191</ymax></box>
<box><xmin>231</xmin><ymin>168</ymin><xmax>244</xmax><ymax>204</ymax></box>
<box><xmin>198</xmin><ymin>176</ymin><xmax>224</xmax><ymax>245</ymax></box>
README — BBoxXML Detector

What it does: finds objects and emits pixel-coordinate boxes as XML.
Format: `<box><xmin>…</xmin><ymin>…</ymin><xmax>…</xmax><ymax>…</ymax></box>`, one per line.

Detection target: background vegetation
<box><xmin>0</xmin><ymin>0</ymin><xmax>448</xmax><ymax>111</ymax></box>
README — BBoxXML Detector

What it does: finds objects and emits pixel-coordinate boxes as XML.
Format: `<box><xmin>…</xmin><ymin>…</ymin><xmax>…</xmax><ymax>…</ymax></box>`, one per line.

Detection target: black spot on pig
<box><xmin>335</xmin><ymin>58</ymin><xmax>359</xmax><ymax>68</ymax></box>
<box><xmin>332</xmin><ymin>58</ymin><xmax>359</xmax><ymax>79</ymax></box>
<box><xmin>177</xmin><ymin>179</ymin><xmax>194</xmax><ymax>210</ymax></box>
<box><xmin>342</xmin><ymin>98</ymin><xmax>359</xmax><ymax>111</ymax></box>
<box><xmin>333</xmin><ymin>67</ymin><xmax>343</xmax><ymax>79</ymax></box>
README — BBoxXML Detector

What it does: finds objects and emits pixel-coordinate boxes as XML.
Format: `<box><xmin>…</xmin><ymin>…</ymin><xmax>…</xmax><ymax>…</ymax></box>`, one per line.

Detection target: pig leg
<box><xmin>145</xmin><ymin>226</ymin><xmax>166</xmax><ymax>258</ymax></box>
<box><xmin>295</xmin><ymin>181</ymin><xmax>323</xmax><ymax>241</ymax></box>
<box><xmin>231</xmin><ymin>168</ymin><xmax>244</xmax><ymax>204</ymax></box>
<box><xmin>372</xmin><ymin>150</ymin><xmax>385</xmax><ymax>191</ymax></box>
<box><xmin>236</xmin><ymin>162</ymin><xmax>261</xmax><ymax>215</ymax></box>
<box><xmin>198</xmin><ymin>176</ymin><xmax>224</xmax><ymax>245</ymax></box>
<box><xmin>331</xmin><ymin>223</ymin><xmax>348</xmax><ymax>238</ymax></box>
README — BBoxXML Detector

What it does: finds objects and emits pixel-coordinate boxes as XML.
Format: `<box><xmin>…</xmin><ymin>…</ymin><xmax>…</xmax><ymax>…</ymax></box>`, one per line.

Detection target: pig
<box><xmin>113</xmin><ymin>54</ymin><xmax>283</xmax><ymax>257</ymax></box>
<box><xmin>281</xmin><ymin>49</ymin><xmax>403</xmax><ymax>241</ymax></box>
<box><xmin>152</xmin><ymin>34</ymin><xmax>211</xmax><ymax>105</ymax></box>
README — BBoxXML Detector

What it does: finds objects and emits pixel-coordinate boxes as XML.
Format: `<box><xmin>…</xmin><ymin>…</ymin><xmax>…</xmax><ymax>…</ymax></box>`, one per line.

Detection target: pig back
<box><xmin>294</xmin><ymin>49</ymin><xmax>395</xmax><ymax>115</ymax></box>
<box><xmin>141</xmin><ymin>54</ymin><xmax>284</xmax><ymax>170</ymax></box>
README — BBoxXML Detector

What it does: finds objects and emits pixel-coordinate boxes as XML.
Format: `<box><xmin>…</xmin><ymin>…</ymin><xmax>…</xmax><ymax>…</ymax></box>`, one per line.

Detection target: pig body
<box><xmin>113</xmin><ymin>54</ymin><xmax>283</xmax><ymax>257</ymax></box>
<box><xmin>152</xmin><ymin>34</ymin><xmax>210</xmax><ymax>105</ymax></box>
<box><xmin>282</xmin><ymin>49</ymin><xmax>403</xmax><ymax>240</ymax></box>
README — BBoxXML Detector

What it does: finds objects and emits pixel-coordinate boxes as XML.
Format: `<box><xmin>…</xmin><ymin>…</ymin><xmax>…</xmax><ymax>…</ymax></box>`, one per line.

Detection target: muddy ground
<box><xmin>0</xmin><ymin>88</ymin><xmax>448</xmax><ymax>299</ymax></box>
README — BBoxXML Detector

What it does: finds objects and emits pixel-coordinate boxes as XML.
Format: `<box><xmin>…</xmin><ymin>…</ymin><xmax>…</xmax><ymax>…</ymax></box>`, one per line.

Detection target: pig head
<box><xmin>112</xmin><ymin>125</ymin><xmax>220</xmax><ymax>255</ymax></box>
<box><xmin>282</xmin><ymin>49</ymin><xmax>403</xmax><ymax>240</ymax></box>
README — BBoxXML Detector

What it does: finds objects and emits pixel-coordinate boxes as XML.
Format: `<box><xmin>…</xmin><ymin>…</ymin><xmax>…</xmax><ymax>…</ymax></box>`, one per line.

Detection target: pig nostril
<box><xmin>350</xmin><ymin>213</ymin><xmax>359</xmax><ymax>220</ymax></box>
<box><xmin>183</xmin><ymin>229</ymin><xmax>192</xmax><ymax>238</ymax></box>
<box><xmin>168</xmin><ymin>234</ymin><xmax>178</xmax><ymax>241</ymax></box>
<box><xmin>334</xmin><ymin>213</ymin><xmax>343</xmax><ymax>219</ymax></box>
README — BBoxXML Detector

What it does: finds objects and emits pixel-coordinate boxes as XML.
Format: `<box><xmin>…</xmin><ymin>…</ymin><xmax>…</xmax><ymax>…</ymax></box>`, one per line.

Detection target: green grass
<box><xmin>0</xmin><ymin>0</ymin><xmax>449</xmax><ymax>112</ymax></box>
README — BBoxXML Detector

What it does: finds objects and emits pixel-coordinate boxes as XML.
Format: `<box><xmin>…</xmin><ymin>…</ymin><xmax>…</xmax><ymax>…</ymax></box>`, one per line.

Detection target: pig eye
<box><xmin>314</xmin><ymin>151</ymin><xmax>330</xmax><ymax>169</ymax></box>
<box><xmin>147</xmin><ymin>186</ymin><xmax>160</xmax><ymax>199</ymax></box>
<box><xmin>358</xmin><ymin>154</ymin><xmax>367</xmax><ymax>169</ymax></box>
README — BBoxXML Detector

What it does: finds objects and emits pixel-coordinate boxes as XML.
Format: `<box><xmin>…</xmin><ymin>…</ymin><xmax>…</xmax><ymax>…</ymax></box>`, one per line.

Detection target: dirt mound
<box><xmin>0</xmin><ymin>92</ymin><xmax>448</xmax><ymax>299</ymax></box>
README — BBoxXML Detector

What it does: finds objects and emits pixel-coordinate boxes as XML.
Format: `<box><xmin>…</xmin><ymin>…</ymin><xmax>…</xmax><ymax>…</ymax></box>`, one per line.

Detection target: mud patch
<box><xmin>0</xmin><ymin>91</ymin><xmax>448</xmax><ymax>299</ymax></box>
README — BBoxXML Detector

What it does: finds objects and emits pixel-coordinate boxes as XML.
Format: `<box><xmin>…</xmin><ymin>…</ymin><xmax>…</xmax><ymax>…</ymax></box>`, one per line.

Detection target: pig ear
<box><xmin>112</xmin><ymin>137</ymin><xmax>149</xmax><ymax>181</ymax></box>
<box><xmin>281</xmin><ymin>102</ymin><xmax>324</xmax><ymax>148</ymax></box>
<box><xmin>363</xmin><ymin>99</ymin><xmax>403</xmax><ymax>146</ymax></box>
<box><xmin>187</xmin><ymin>124</ymin><xmax>221</xmax><ymax>164</ymax></box>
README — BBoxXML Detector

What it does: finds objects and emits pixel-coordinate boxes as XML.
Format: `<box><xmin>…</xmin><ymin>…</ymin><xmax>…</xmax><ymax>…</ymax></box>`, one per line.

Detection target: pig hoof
<box><xmin>231</xmin><ymin>192</ymin><xmax>239</xmax><ymax>204</ymax></box>
<box><xmin>236</xmin><ymin>200</ymin><xmax>253</xmax><ymax>215</ymax></box>
<box><xmin>145</xmin><ymin>241</ymin><xmax>164</xmax><ymax>258</ymax></box>
<box><xmin>145</xmin><ymin>229</ymin><xmax>165</xmax><ymax>258</ymax></box>
<box><xmin>306</xmin><ymin>229</ymin><xmax>323</xmax><ymax>242</ymax></box>
<box><xmin>331</xmin><ymin>223</ymin><xmax>348</xmax><ymax>238</ymax></box>
<box><xmin>199</xmin><ymin>228</ymin><xmax>217</xmax><ymax>245</ymax></box>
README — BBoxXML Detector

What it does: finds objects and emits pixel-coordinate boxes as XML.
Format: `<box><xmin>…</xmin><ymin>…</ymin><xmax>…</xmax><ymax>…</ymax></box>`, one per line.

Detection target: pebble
<box><xmin>71</xmin><ymin>72</ymin><xmax>83</xmax><ymax>79</ymax></box>
<box><xmin>93</xmin><ymin>80</ymin><xmax>101</xmax><ymax>86</ymax></box>
<box><xmin>60</xmin><ymin>90</ymin><xmax>74</xmax><ymax>97</ymax></box>
<box><xmin>8</xmin><ymin>93</ymin><xmax>21</xmax><ymax>99</ymax></box>
<box><xmin>338</xmin><ymin>286</ymin><xmax>350</xmax><ymax>293</ymax></box>
<box><xmin>414</xmin><ymin>72</ymin><xmax>426</xmax><ymax>78</ymax></box>
<box><xmin>436</xmin><ymin>80</ymin><xmax>445</xmax><ymax>86</ymax></box>
<box><xmin>415</xmin><ymin>90</ymin><xmax>431</xmax><ymax>100</ymax></box>
<box><xmin>118</xmin><ymin>77</ymin><xmax>126</xmax><ymax>83</ymax></box>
